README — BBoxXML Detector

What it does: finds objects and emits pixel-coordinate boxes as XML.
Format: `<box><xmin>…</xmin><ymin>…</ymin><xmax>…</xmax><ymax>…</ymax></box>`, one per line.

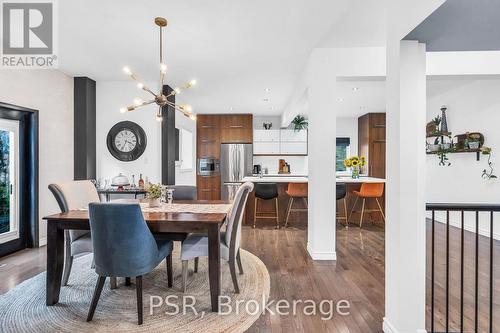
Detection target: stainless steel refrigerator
<box><xmin>220</xmin><ymin>144</ymin><xmax>253</xmax><ymax>200</ymax></box>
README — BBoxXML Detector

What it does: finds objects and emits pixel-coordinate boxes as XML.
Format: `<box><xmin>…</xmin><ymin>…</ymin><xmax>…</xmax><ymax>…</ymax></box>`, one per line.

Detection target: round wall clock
<box><xmin>106</xmin><ymin>121</ymin><xmax>147</xmax><ymax>161</ymax></box>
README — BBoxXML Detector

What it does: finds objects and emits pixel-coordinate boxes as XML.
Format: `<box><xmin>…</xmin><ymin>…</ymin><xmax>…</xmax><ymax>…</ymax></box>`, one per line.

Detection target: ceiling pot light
<box><xmin>352</xmin><ymin>87</ymin><xmax>359</xmax><ymax>92</ymax></box>
<box><xmin>120</xmin><ymin>17</ymin><xmax>196</xmax><ymax>121</ymax></box>
<box><xmin>264</xmin><ymin>88</ymin><xmax>271</xmax><ymax>92</ymax></box>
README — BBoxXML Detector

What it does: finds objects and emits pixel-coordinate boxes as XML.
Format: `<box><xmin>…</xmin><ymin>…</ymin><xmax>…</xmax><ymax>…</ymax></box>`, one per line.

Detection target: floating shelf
<box><xmin>426</xmin><ymin>148</ymin><xmax>481</xmax><ymax>161</ymax></box>
<box><xmin>426</xmin><ymin>131</ymin><xmax>452</xmax><ymax>138</ymax></box>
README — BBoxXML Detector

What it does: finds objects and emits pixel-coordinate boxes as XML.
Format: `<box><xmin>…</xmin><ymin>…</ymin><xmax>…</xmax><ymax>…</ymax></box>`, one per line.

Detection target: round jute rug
<box><xmin>0</xmin><ymin>248</ymin><xmax>270</xmax><ymax>333</ymax></box>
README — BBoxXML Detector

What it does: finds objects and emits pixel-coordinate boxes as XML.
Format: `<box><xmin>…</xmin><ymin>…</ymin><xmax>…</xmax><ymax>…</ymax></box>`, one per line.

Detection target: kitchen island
<box><xmin>241</xmin><ymin>175</ymin><xmax>386</xmax><ymax>227</ymax></box>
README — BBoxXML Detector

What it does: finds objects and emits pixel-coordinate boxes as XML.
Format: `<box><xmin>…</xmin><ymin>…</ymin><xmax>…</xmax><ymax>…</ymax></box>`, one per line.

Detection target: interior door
<box><xmin>0</xmin><ymin>119</ymin><xmax>19</xmax><ymax>246</ymax></box>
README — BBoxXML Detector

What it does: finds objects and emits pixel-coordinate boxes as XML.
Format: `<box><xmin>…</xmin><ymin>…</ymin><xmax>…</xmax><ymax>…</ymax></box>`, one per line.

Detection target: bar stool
<box><xmin>349</xmin><ymin>183</ymin><xmax>385</xmax><ymax>227</ymax></box>
<box><xmin>336</xmin><ymin>183</ymin><xmax>348</xmax><ymax>227</ymax></box>
<box><xmin>253</xmin><ymin>183</ymin><xmax>280</xmax><ymax>229</ymax></box>
<box><xmin>284</xmin><ymin>183</ymin><xmax>308</xmax><ymax>228</ymax></box>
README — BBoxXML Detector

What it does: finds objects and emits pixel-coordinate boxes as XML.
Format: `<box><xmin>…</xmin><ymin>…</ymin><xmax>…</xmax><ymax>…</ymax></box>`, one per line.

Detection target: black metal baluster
<box><xmin>431</xmin><ymin>209</ymin><xmax>435</xmax><ymax>333</ymax></box>
<box><xmin>446</xmin><ymin>210</ymin><xmax>450</xmax><ymax>333</ymax></box>
<box><xmin>475</xmin><ymin>211</ymin><xmax>479</xmax><ymax>333</ymax></box>
<box><xmin>461</xmin><ymin>210</ymin><xmax>464</xmax><ymax>333</ymax></box>
<box><xmin>489</xmin><ymin>211</ymin><xmax>494</xmax><ymax>333</ymax></box>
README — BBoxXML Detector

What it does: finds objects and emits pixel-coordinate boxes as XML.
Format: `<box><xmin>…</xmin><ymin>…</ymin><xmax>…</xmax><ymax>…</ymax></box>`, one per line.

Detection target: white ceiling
<box><xmin>335</xmin><ymin>78</ymin><xmax>386</xmax><ymax>118</ymax></box>
<box><xmin>57</xmin><ymin>0</ymin><xmax>354</xmax><ymax>116</ymax></box>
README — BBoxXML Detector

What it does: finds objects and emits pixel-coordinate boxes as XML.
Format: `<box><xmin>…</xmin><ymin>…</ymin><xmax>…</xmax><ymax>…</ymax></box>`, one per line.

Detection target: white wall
<box><xmin>252</xmin><ymin>156</ymin><xmax>308</xmax><ymax>175</ymax></box>
<box><xmin>0</xmin><ymin>70</ymin><xmax>74</xmax><ymax>244</ymax></box>
<box><xmin>426</xmin><ymin>77</ymin><xmax>500</xmax><ymax>239</ymax></box>
<box><xmin>336</xmin><ymin>117</ymin><xmax>358</xmax><ymax>157</ymax></box>
<box><xmin>96</xmin><ymin>81</ymin><xmax>196</xmax><ymax>186</ymax></box>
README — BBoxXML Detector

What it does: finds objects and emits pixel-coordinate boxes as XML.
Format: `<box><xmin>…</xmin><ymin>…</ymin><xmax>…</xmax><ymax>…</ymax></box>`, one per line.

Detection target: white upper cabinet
<box><xmin>253</xmin><ymin>129</ymin><xmax>308</xmax><ymax>155</ymax></box>
<box><xmin>280</xmin><ymin>129</ymin><xmax>307</xmax><ymax>142</ymax></box>
<box><xmin>254</xmin><ymin>129</ymin><xmax>280</xmax><ymax>142</ymax></box>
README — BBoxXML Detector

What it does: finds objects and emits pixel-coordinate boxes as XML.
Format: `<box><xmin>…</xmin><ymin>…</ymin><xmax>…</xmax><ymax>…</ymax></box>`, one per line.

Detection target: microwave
<box><xmin>197</xmin><ymin>158</ymin><xmax>220</xmax><ymax>176</ymax></box>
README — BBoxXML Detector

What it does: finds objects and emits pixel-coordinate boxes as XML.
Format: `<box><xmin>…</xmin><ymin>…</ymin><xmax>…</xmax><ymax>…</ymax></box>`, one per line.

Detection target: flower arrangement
<box><xmin>344</xmin><ymin>156</ymin><xmax>366</xmax><ymax>179</ymax></box>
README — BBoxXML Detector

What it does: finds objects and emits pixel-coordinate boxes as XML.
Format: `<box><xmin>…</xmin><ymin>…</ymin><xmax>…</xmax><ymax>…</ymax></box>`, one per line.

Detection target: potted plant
<box><xmin>467</xmin><ymin>136</ymin><xmax>481</xmax><ymax>150</ymax></box>
<box><xmin>481</xmin><ymin>147</ymin><xmax>497</xmax><ymax>179</ymax></box>
<box><xmin>291</xmin><ymin>115</ymin><xmax>308</xmax><ymax>132</ymax></box>
<box><xmin>145</xmin><ymin>183</ymin><xmax>162</xmax><ymax>207</ymax></box>
<box><xmin>344</xmin><ymin>156</ymin><xmax>366</xmax><ymax>179</ymax></box>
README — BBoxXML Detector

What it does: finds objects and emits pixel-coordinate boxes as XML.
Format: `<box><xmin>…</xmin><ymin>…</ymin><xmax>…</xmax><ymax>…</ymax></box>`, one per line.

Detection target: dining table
<box><xmin>43</xmin><ymin>200</ymin><xmax>230</xmax><ymax>312</ymax></box>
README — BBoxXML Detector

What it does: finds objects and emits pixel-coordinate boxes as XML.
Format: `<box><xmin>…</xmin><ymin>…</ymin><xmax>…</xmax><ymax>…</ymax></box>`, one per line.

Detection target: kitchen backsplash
<box><xmin>252</xmin><ymin>156</ymin><xmax>308</xmax><ymax>175</ymax></box>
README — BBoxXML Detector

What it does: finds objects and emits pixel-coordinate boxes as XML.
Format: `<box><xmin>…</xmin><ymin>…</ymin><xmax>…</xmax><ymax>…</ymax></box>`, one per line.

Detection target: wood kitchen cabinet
<box><xmin>196</xmin><ymin>175</ymin><xmax>221</xmax><ymax>200</ymax></box>
<box><xmin>358</xmin><ymin>113</ymin><xmax>386</xmax><ymax>178</ymax></box>
<box><xmin>197</xmin><ymin>115</ymin><xmax>221</xmax><ymax>159</ymax></box>
<box><xmin>220</xmin><ymin>114</ymin><xmax>253</xmax><ymax>143</ymax></box>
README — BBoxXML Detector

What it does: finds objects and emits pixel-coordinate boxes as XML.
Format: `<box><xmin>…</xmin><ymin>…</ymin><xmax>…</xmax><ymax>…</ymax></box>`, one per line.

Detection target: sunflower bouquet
<box><xmin>343</xmin><ymin>156</ymin><xmax>366</xmax><ymax>179</ymax></box>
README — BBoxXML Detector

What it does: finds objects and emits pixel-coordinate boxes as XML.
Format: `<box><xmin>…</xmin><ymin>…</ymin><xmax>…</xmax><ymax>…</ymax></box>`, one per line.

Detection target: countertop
<box><xmin>241</xmin><ymin>175</ymin><xmax>385</xmax><ymax>183</ymax></box>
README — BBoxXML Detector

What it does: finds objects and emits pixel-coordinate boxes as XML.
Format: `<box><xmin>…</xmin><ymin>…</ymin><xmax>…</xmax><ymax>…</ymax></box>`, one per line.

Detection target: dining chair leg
<box><xmin>181</xmin><ymin>260</ymin><xmax>188</xmax><ymax>293</ymax></box>
<box><xmin>87</xmin><ymin>275</ymin><xmax>106</xmax><ymax>322</ymax></box>
<box><xmin>343</xmin><ymin>198</ymin><xmax>348</xmax><ymax>228</ymax></box>
<box><xmin>136</xmin><ymin>275</ymin><xmax>143</xmax><ymax>325</ymax></box>
<box><xmin>376</xmin><ymin>198</ymin><xmax>386</xmax><ymax>222</ymax></box>
<box><xmin>125</xmin><ymin>277</ymin><xmax>131</xmax><ymax>286</ymax></box>
<box><xmin>349</xmin><ymin>196</ymin><xmax>359</xmax><ymax>223</ymax></box>
<box><xmin>229</xmin><ymin>256</ymin><xmax>240</xmax><ymax>294</ymax></box>
<box><xmin>110</xmin><ymin>277</ymin><xmax>117</xmax><ymax>289</ymax></box>
<box><xmin>62</xmin><ymin>255</ymin><xmax>73</xmax><ymax>286</ymax></box>
<box><xmin>275</xmin><ymin>198</ymin><xmax>280</xmax><ymax>229</ymax></box>
<box><xmin>253</xmin><ymin>198</ymin><xmax>258</xmax><ymax>229</ymax></box>
<box><xmin>284</xmin><ymin>197</ymin><xmax>293</xmax><ymax>228</ymax></box>
<box><xmin>359</xmin><ymin>198</ymin><xmax>366</xmax><ymax>228</ymax></box>
<box><xmin>194</xmin><ymin>257</ymin><xmax>199</xmax><ymax>273</ymax></box>
<box><xmin>166</xmin><ymin>254</ymin><xmax>173</xmax><ymax>288</ymax></box>
<box><xmin>236</xmin><ymin>249</ymin><xmax>244</xmax><ymax>275</ymax></box>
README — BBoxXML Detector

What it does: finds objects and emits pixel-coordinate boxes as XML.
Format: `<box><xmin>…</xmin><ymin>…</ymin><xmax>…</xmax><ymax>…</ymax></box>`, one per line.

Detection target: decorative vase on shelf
<box><xmin>351</xmin><ymin>167</ymin><xmax>360</xmax><ymax>179</ymax></box>
<box><xmin>440</xmin><ymin>106</ymin><xmax>448</xmax><ymax>133</ymax></box>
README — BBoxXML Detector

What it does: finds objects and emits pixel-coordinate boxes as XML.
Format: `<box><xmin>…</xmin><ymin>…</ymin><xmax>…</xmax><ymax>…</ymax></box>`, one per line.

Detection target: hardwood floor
<box><xmin>0</xmin><ymin>215</ymin><xmax>497</xmax><ymax>332</ymax></box>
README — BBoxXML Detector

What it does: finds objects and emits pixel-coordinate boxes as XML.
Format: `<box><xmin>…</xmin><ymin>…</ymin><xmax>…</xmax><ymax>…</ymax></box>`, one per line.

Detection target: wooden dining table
<box><xmin>43</xmin><ymin>200</ymin><xmax>229</xmax><ymax>312</ymax></box>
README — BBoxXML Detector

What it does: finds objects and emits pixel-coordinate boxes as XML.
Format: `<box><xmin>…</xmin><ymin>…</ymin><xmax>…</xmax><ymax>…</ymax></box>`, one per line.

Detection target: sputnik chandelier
<box><xmin>120</xmin><ymin>17</ymin><xmax>196</xmax><ymax>122</ymax></box>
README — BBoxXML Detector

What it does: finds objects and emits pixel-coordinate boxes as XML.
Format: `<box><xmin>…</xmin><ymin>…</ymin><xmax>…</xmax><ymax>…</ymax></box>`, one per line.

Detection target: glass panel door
<box><xmin>0</xmin><ymin>119</ymin><xmax>19</xmax><ymax>244</ymax></box>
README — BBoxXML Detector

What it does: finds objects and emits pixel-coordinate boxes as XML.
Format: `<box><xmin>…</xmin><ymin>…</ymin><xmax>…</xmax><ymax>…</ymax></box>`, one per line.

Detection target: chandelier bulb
<box><xmin>189</xmin><ymin>114</ymin><xmax>197</xmax><ymax>121</ymax></box>
<box><xmin>156</xmin><ymin>114</ymin><xmax>163</xmax><ymax>122</ymax></box>
<box><xmin>119</xmin><ymin>107</ymin><xmax>127</xmax><ymax>114</ymax></box>
<box><xmin>174</xmin><ymin>87</ymin><xmax>181</xmax><ymax>95</ymax></box>
<box><xmin>189</xmin><ymin>79</ymin><xmax>197</xmax><ymax>86</ymax></box>
<box><xmin>160</xmin><ymin>63</ymin><xmax>168</xmax><ymax>73</ymax></box>
<box><xmin>185</xmin><ymin>104</ymin><xmax>193</xmax><ymax>112</ymax></box>
<box><xmin>123</xmin><ymin>66</ymin><xmax>132</xmax><ymax>75</ymax></box>
<box><xmin>137</xmin><ymin>82</ymin><xmax>144</xmax><ymax>89</ymax></box>
<box><xmin>133</xmin><ymin>98</ymin><xmax>143</xmax><ymax>106</ymax></box>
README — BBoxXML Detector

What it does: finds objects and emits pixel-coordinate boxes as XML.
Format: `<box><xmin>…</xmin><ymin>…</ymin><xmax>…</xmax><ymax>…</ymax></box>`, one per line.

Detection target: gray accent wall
<box><xmin>404</xmin><ymin>0</ymin><xmax>500</xmax><ymax>52</ymax></box>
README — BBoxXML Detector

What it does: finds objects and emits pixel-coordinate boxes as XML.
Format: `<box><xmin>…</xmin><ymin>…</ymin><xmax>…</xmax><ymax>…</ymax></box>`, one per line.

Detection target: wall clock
<box><xmin>106</xmin><ymin>121</ymin><xmax>147</xmax><ymax>161</ymax></box>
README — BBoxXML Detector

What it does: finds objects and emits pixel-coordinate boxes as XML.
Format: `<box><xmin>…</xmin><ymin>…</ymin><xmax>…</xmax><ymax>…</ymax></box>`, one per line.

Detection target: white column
<box><xmin>384</xmin><ymin>40</ymin><xmax>427</xmax><ymax>333</ymax></box>
<box><xmin>306</xmin><ymin>49</ymin><xmax>337</xmax><ymax>260</ymax></box>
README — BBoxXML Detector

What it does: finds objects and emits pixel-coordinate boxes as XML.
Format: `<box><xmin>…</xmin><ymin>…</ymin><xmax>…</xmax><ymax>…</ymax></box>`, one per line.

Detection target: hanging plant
<box><xmin>291</xmin><ymin>115</ymin><xmax>308</xmax><ymax>132</ymax></box>
<box><xmin>480</xmin><ymin>147</ymin><xmax>497</xmax><ymax>179</ymax></box>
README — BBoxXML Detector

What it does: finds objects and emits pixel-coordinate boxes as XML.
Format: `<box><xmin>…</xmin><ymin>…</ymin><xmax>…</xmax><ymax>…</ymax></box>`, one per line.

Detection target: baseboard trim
<box><xmin>39</xmin><ymin>237</ymin><xmax>47</xmax><ymax>247</ymax></box>
<box><xmin>383</xmin><ymin>318</ymin><xmax>397</xmax><ymax>333</ymax></box>
<box><xmin>383</xmin><ymin>318</ymin><xmax>427</xmax><ymax>333</ymax></box>
<box><xmin>306</xmin><ymin>242</ymin><xmax>337</xmax><ymax>260</ymax></box>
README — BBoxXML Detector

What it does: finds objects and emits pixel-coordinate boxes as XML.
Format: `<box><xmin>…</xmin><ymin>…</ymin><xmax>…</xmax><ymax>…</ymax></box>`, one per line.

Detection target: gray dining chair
<box><xmin>170</xmin><ymin>185</ymin><xmax>197</xmax><ymax>200</ymax></box>
<box><xmin>86</xmin><ymin>203</ymin><xmax>174</xmax><ymax>325</ymax></box>
<box><xmin>180</xmin><ymin>182</ymin><xmax>254</xmax><ymax>293</ymax></box>
<box><xmin>48</xmin><ymin>180</ymin><xmax>101</xmax><ymax>286</ymax></box>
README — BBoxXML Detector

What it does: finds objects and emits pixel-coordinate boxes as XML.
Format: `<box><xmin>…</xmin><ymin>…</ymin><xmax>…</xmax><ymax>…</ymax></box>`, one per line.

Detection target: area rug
<box><xmin>0</xmin><ymin>247</ymin><xmax>270</xmax><ymax>333</ymax></box>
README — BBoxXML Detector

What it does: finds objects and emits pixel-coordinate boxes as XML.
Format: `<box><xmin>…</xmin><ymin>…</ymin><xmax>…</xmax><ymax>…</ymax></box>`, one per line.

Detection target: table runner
<box><xmin>139</xmin><ymin>203</ymin><xmax>232</xmax><ymax>214</ymax></box>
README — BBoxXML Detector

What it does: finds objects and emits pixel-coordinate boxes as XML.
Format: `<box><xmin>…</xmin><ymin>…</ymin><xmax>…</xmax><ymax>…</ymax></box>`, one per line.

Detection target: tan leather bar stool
<box><xmin>284</xmin><ymin>182</ymin><xmax>308</xmax><ymax>228</ymax></box>
<box><xmin>349</xmin><ymin>182</ymin><xmax>385</xmax><ymax>227</ymax></box>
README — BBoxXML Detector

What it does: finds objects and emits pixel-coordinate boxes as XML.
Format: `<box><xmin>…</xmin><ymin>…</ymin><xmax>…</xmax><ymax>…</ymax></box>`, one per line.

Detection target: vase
<box><xmin>351</xmin><ymin>168</ymin><xmax>360</xmax><ymax>179</ymax></box>
<box><xmin>148</xmin><ymin>198</ymin><xmax>161</xmax><ymax>208</ymax></box>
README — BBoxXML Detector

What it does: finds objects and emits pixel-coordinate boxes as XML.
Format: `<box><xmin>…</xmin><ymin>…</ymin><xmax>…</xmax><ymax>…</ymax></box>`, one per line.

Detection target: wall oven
<box><xmin>197</xmin><ymin>158</ymin><xmax>220</xmax><ymax>176</ymax></box>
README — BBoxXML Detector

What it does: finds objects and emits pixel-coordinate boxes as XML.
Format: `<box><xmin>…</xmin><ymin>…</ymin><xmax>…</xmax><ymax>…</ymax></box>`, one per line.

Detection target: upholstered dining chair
<box><xmin>180</xmin><ymin>182</ymin><xmax>254</xmax><ymax>294</ymax></box>
<box><xmin>48</xmin><ymin>180</ymin><xmax>101</xmax><ymax>286</ymax></box>
<box><xmin>86</xmin><ymin>203</ymin><xmax>174</xmax><ymax>325</ymax></box>
<box><xmin>170</xmin><ymin>185</ymin><xmax>197</xmax><ymax>200</ymax></box>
